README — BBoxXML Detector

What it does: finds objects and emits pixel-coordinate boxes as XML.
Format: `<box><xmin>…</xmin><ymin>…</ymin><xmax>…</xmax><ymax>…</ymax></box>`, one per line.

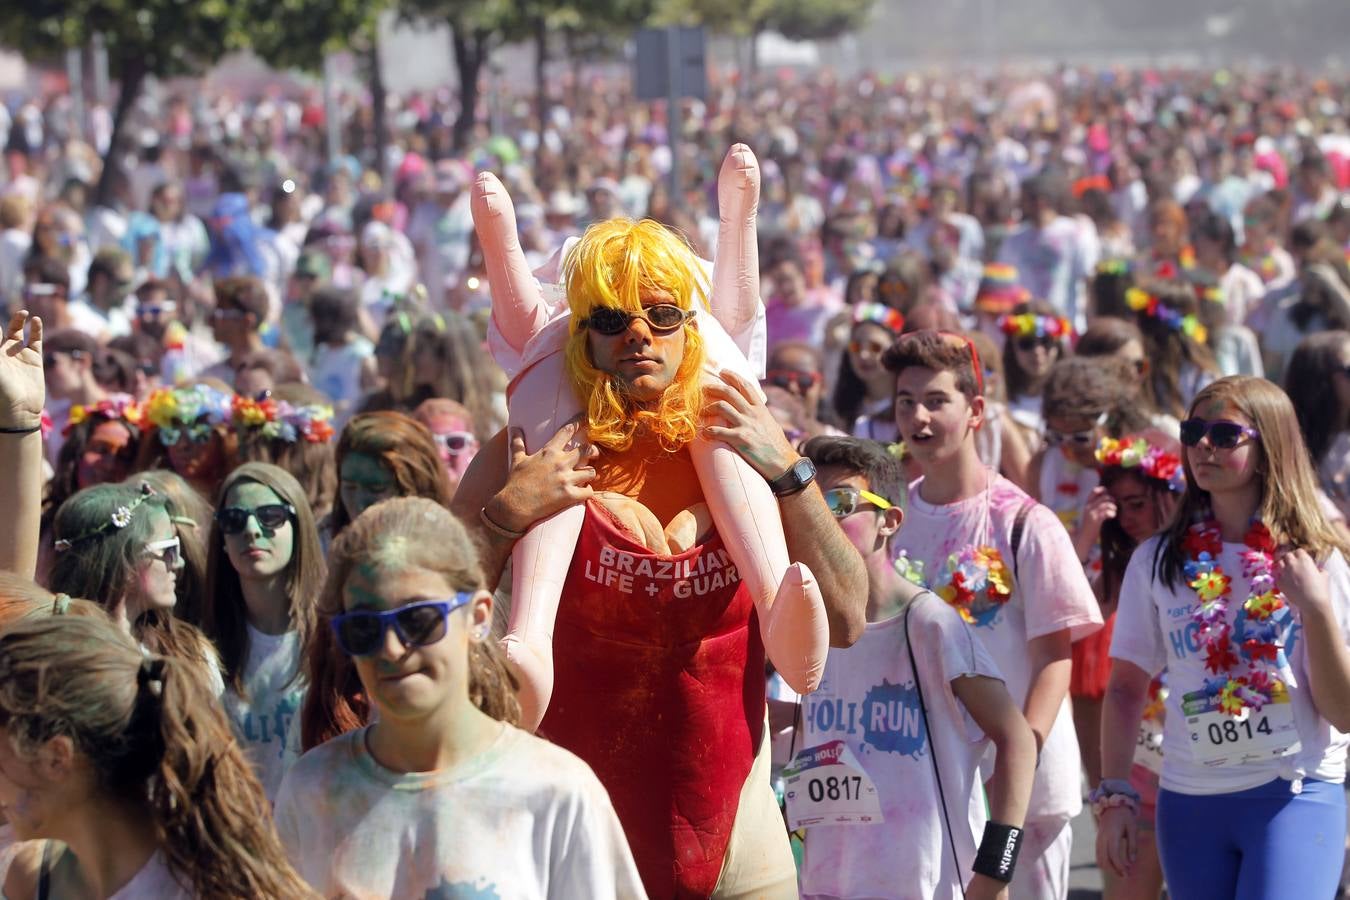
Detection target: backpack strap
<box><xmin>1010</xmin><ymin>499</ymin><xmax>1035</xmax><ymax>584</ymax></box>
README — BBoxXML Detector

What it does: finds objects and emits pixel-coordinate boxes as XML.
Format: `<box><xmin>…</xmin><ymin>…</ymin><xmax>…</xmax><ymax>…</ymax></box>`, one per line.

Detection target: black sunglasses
<box><xmin>215</xmin><ymin>503</ymin><xmax>296</xmax><ymax>535</ymax></box>
<box><xmin>1179</xmin><ymin>418</ymin><xmax>1260</xmax><ymax>450</ymax></box>
<box><xmin>330</xmin><ymin>595</ymin><xmax>472</xmax><ymax>657</ymax></box>
<box><xmin>1015</xmin><ymin>335</ymin><xmax>1058</xmax><ymax>352</ymax></box>
<box><xmin>578</xmin><ymin>304</ymin><xmax>694</xmax><ymax>336</ymax></box>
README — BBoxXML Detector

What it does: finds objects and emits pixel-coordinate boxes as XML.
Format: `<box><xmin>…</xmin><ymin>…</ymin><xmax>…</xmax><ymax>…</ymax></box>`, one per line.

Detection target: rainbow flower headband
<box><xmin>1095</xmin><ymin>435</ymin><xmax>1185</xmax><ymax>493</ymax></box>
<box><xmin>231</xmin><ymin>395</ymin><xmax>336</xmax><ymax>444</ymax></box>
<box><xmin>1096</xmin><ymin>258</ymin><xmax>1132</xmax><ymax>276</ymax></box>
<box><xmin>1125</xmin><ymin>288</ymin><xmax>1208</xmax><ymax>344</ymax></box>
<box><xmin>144</xmin><ymin>385</ymin><xmax>233</xmax><ymax>429</ymax></box>
<box><xmin>998</xmin><ymin>313</ymin><xmax>1073</xmax><ymax>340</ymax></box>
<box><xmin>852</xmin><ymin>302</ymin><xmax>905</xmax><ymax>335</ymax></box>
<box><xmin>64</xmin><ymin>394</ymin><xmax>144</xmax><ymax>437</ymax></box>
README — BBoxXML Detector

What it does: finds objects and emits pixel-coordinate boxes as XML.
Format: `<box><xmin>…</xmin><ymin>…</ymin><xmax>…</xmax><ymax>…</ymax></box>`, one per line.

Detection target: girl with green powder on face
<box><xmin>277</xmin><ymin>498</ymin><xmax>644</xmax><ymax>898</ymax></box>
<box><xmin>202</xmin><ymin>462</ymin><xmax>326</xmax><ymax>801</ymax></box>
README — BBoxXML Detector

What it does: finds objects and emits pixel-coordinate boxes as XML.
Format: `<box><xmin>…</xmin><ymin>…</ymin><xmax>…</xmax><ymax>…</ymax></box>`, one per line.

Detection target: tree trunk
<box><xmin>450</xmin><ymin>26</ymin><xmax>489</xmax><ymax>154</ymax></box>
<box><xmin>748</xmin><ymin>25</ymin><xmax>763</xmax><ymax>84</ymax></box>
<box><xmin>94</xmin><ymin>56</ymin><xmax>146</xmax><ymax>209</ymax></box>
<box><xmin>534</xmin><ymin>16</ymin><xmax>549</xmax><ymax>139</ymax></box>
<box><xmin>564</xmin><ymin>28</ymin><xmax>582</xmax><ymax>111</ymax></box>
<box><xmin>368</xmin><ymin>38</ymin><xmax>389</xmax><ymax>180</ymax></box>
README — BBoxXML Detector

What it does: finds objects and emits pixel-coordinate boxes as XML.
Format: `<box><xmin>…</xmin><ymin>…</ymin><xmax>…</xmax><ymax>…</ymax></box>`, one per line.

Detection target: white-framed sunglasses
<box><xmin>433</xmin><ymin>431</ymin><xmax>478</xmax><ymax>455</ymax></box>
<box><xmin>142</xmin><ymin>536</ymin><xmax>182</xmax><ymax>569</ymax></box>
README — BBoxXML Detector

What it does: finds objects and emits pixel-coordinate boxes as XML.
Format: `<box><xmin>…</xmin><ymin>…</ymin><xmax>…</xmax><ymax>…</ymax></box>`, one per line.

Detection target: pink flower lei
<box><xmin>1182</xmin><ymin>519</ymin><xmax>1291</xmax><ymax>717</ymax></box>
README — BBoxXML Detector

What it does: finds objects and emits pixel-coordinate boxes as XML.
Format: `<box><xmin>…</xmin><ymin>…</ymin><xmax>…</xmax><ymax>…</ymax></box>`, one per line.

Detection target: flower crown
<box><xmin>53</xmin><ymin>482</ymin><xmax>157</xmax><ymax>553</ymax></box>
<box><xmin>998</xmin><ymin>313</ymin><xmax>1073</xmax><ymax>340</ymax></box>
<box><xmin>1095</xmin><ymin>435</ymin><xmax>1185</xmax><ymax>492</ymax></box>
<box><xmin>851</xmin><ymin>302</ymin><xmax>905</xmax><ymax>335</ymax></box>
<box><xmin>144</xmin><ymin>385</ymin><xmax>233</xmax><ymax>430</ymax></box>
<box><xmin>1125</xmin><ymin>288</ymin><xmax>1208</xmax><ymax>344</ymax></box>
<box><xmin>231</xmin><ymin>395</ymin><xmax>336</xmax><ymax>444</ymax></box>
<box><xmin>64</xmin><ymin>394</ymin><xmax>144</xmax><ymax>437</ymax></box>
<box><xmin>1096</xmin><ymin>258</ymin><xmax>1132</xmax><ymax>276</ymax></box>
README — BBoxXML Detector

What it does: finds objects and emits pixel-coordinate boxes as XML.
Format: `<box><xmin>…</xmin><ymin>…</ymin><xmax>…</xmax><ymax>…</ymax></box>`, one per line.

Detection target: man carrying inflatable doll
<box><xmin>452</xmin><ymin>145</ymin><xmax>867</xmax><ymax>897</ymax></box>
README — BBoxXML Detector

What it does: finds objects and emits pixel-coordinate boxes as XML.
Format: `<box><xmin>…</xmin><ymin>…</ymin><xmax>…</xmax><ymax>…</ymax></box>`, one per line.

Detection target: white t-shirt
<box><xmin>1219</xmin><ymin>263</ymin><xmax>1266</xmax><ymax>326</ymax></box>
<box><xmin>0</xmin><ymin>847</ymin><xmax>189</xmax><ymax>900</ymax></box>
<box><xmin>1111</xmin><ymin>536</ymin><xmax>1350</xmax><ymax>795</ymax></box>
<box><xmin>892</xmin><ymin>472</ymin><xmax>1103</xmax><ymax>819</ymax></box>
<box><xmin>997</xmin><ymin>217</ymin><xmax>1090</xmax><ymax>330</ymax></box>
<box><xmin>309</xmin><ymin>337</ymin><xmax>374</xmax><ymax>429</ymax></box>
<box><xmin>274</xmin><ymin>724</ymin><xmax>646</xmax><ymax>899</ymax></box>
<box><xmin>799</xmin><ymin>594</ymin><xmax>1003</xmax><ymax>900</ymax></box>
<box><xmin>108</xmin><ymin>853</ymin><xmax>191</xmax><ymax>900</ymax></box>
<box><xmin>220</xmin><ymin>625</ymin><xmax>305</xmax><ymax>801</ymax></box>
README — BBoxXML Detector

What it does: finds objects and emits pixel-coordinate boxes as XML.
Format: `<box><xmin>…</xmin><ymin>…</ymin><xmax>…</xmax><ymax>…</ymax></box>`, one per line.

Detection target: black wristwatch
<box><xmin>768</xmin><ymin>457</ymin><xmax>816</xmax><ymax>497</ymax></box>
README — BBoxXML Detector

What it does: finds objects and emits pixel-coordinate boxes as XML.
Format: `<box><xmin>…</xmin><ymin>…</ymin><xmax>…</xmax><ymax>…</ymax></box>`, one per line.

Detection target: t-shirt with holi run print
<box><xmin>274</xmin><ymin>723</ymin><xmax>646</xmax><ymax>900</ymax></box>
<box><xmin>220</xmin><ymin>625</ymin><xmax>306</xmax><ymax>801</ymax></box>
<box><xmin>799</xmin><ymin>593</ymin><xmax>1004</xmax><ymax>900</ymax></box>
<box><xmin>891</xmin><ymin>471</ymin><xmax>1103</xmax><ymax>820</ymax></box>
<box><xmin>1111</xmin><ymin>536</ymin><xmax>1350</xmax><ymax>795</ymax></box>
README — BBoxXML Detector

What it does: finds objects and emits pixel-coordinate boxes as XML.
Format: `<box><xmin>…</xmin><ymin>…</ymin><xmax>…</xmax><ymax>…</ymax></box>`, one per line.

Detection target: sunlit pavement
<box><xmin>1068</xmin><ymin>804</ymin><xmax>1104</xmax><ymax>899</ymax></box>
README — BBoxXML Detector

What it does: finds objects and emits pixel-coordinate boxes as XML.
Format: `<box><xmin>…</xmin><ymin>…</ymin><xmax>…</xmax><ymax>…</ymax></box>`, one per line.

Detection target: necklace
<box><xmin>1183</xmin><ymin>519</ymin><xmax>1292</xmax><ymax>716</ymax></box>
<box><xmin>901</xmin><ymin>472</ymin><xmax>1015</xmax><ymax>627</ymax></box>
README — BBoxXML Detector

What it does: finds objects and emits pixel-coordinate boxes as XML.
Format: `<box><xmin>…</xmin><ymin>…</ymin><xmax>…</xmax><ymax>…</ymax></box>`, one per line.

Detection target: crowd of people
<box><xmin>0</xmin><ymin>60</ymin><xmax>1345</xmax><ymax>898</ymax></box>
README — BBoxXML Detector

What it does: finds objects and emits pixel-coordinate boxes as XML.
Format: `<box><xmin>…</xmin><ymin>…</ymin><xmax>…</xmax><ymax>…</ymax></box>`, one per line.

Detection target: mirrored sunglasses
<box><xmin>578</xmin><ymin>304</ymin><xmax>693</xmax><ymax>336</ymax></box>
<box><xmin>824</xmin><ymin>486</ymin><xmax>893</xmax><ymax>518</ymax></box>
<box><xmin>157</xmin><ymin>422</ymin><xmax>214</xmax><ymax>447</ymax></box>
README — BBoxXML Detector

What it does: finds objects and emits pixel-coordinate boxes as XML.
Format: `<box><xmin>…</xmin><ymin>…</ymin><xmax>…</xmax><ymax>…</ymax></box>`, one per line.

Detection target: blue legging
<box><xmin>1156</xmin><ymin>778</ymin><xmax>1346</xmax><ymax>900</ymax></box>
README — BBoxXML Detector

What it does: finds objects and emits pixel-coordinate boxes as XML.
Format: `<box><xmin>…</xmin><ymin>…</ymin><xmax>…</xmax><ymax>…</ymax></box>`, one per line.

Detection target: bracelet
<box><xmin>1087</xmin><ymin>779</ymin><xmax>1142</xmax><ymax>819</ymax></box>
<box><xmin>971</xmin><ymin>821</ymin><xmax>1022</xmax><ymax>883</ymax></box>
<box><xmin>0</xmin><ymin>422</ymin><xmax>40</xmax><ymax>434</ymax></box>
<box><xmin>479</xmin><ymin>506</ymin><xmax>525</xmax><ymax>541</ymax></box>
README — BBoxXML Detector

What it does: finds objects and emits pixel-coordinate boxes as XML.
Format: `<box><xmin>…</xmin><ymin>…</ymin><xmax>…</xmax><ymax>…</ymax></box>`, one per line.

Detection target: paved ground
<box><xmin>1067</xmin><ymin>805</ymin><xmax>1104</xmax><ymax>899</ymax></box>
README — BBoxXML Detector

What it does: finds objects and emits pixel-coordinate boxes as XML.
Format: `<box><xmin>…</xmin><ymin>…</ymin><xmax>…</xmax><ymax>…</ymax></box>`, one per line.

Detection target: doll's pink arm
<box><xmin>708</xmin><ymin>144</ymin><xmax>762</xmax><ymax>345</ymax></box>
<box><xmin>689</xmin><ymin>437</ymin><xmax>827</xmax><ymax>694</ymax></box>
<box><xmin>499</xmin><ymin>354</ymin><xmax>587</xmax><ymax>730</ymax></box>
<box><xmin>472</xmin><ymin>172</ymin><xmax>550</xmax><ymax>353</ymax></box>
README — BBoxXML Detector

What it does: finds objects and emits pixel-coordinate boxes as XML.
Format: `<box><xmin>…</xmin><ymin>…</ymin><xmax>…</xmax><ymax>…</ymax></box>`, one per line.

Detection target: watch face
<box><xmin>793</xmin><ymin>458</ymin><xmax>816</xmax><ymax>481</ymax></box>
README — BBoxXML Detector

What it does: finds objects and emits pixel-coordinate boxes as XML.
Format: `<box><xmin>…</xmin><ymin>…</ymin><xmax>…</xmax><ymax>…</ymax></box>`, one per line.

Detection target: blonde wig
<box><xmin>562</xmin><ymin>218</ymin><xmax>709</xmax><ymax>452</ymax></box>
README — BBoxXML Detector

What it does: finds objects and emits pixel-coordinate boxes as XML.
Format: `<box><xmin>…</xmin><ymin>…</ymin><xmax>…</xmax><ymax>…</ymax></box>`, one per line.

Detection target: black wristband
<box><xmin>0</xmin><ymin>423</ymin><xmax>40</xmax><ymax>434</ymax></box>
<box><xmin>972</xmin><ymin>821</ymin><xmax>1022</xmax><ymax>883</ymax></box>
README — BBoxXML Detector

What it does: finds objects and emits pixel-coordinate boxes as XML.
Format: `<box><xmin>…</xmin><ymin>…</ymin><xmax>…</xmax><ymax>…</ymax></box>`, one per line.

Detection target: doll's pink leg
<box><xmin>688</xmin><ymin>438</ymin><xmax>827</xmax><ymax>694</ymax></box>
<box><xmin>500</xmin><ymin>356</ymin><xmax>586</xmax><ymax>731</ymax></box>
<box><xmin>472</xmin><ymin>171</ymin><xmax>550</xmax><ymax>353</ymax></box>
<box><xmin>709</xmin><ymin>143</ymin><xmax>761</xmax><ymax>350</ymax></box>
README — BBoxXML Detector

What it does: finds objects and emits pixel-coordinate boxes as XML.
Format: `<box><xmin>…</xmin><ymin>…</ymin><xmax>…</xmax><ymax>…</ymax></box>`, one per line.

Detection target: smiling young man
<box><xmin>882</xmin><ymin>330</ymin><xmax>1103</xmax><ymax>900</ymax></box>
<box><xmin>796</xmin><ymin>436</ymin><xmax>1036</xmax><ymax>900</ymax></box>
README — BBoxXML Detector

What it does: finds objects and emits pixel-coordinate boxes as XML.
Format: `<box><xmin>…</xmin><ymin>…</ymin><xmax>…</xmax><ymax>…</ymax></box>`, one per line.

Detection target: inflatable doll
<box><xmin>474</xmin><ymin>145</ymin><xmax>827</xmax><ymax>728</ymax></box>
<box><xmin>473</xmin><ymin>145</ymin><xmax>824</xmax><ymax>895</ymax></box>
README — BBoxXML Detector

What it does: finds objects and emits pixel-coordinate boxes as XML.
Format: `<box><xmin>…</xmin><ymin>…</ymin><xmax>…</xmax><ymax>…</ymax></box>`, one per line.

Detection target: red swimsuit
<box><xmin>540</xmin><ymin>502</ymin><xmax>766</xmax><ymax>898</ymax></box>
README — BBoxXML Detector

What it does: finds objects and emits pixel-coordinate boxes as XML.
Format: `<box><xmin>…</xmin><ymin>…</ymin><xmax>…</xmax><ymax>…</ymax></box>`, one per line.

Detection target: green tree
<box><xmin>524</xmin><ymin>0</ymin><xmax>655</xmax><ymax>136</ymax></box>
<box><xmin>0</xmin><ymin>0</ymin><xmax>382</xmax><ymax>205</ymax></box>
<box><xmin>656</xmin><ymin>0</ymin><xmax>873</xmax><ymax>74</ymax></box>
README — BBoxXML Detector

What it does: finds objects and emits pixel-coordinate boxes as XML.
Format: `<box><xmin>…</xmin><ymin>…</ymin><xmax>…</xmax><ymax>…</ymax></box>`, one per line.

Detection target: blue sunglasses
<box><xmin>330</xmin><ymin>594</ymin><xmax>474</xmax><ymax>657</ymax></box>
